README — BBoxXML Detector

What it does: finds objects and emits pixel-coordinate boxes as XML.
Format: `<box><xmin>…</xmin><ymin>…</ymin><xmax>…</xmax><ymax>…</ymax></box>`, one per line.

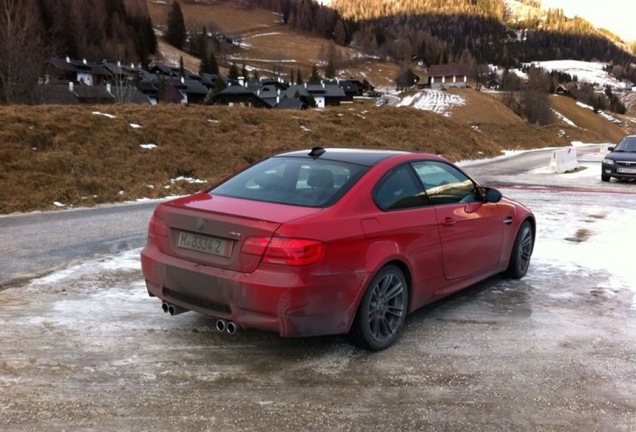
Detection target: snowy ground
<box><xmin>394</xmin><ymin>60</ymin><xmax>634</xmax><ymax>118</ymax></box>
<box><xmin>1</xmin><ymin>146</ymin><xmax>635</xmax><ymax>431</ymax></box>
<box><xmin>396</xmin><ymin>89</ymin><xmax>466</xmax><ymax>116</ymax></box>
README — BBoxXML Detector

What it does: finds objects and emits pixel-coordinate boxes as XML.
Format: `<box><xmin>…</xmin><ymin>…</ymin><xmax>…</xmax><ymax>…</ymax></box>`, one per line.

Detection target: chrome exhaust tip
<box><xmin>167</xmin><ymin>303</ymin><xmax>188</xmax><ymax>316</ymax></box>
<box><xmin>161</xmin><ymin>302</ymin><xmax>170</xmax><ymax>313</ymax></box>
<box><xmin>215</xmin><ymin>319</ymin><xmax>227</xmax><ymax>332</ymax></box>
<box><xmin>226</xmin><ymin>321</ymin><xmax>240</xmax><ymax>335</ymax></box>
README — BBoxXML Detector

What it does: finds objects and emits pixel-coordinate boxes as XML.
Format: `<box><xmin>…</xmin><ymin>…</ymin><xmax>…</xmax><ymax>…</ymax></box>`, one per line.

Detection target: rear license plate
<box><xmin>177</xmin><ymin>232</ymin><xmax>233</xmax><ymax>257</ymax></box>
<box><xmin>617</xmin><ymin>167</ymin><xmax>636</xmax><ymax>174</ymax></box>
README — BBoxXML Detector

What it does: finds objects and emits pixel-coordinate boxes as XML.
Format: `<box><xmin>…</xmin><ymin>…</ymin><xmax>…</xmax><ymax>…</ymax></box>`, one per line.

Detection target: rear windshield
<box><xmin>210</xmin><ymin>157</ymin><xmax>367</xmax><ymax>207</ymax></box>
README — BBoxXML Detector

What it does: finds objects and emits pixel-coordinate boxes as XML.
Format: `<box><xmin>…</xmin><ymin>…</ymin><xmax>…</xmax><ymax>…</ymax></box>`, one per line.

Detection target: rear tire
<box><xmin>601</xmin><ymin>174</ymin><xmax>610</xmax><ymax>182</ymax></box>
<box><xmin>504</xmin><ymin>220</ymin><xmax>534</xmax><ymax>279</ymax></box>
<box><xmin>349</xmin><ymin>265</ymin><xmax>408</xmax><ymax>351</ymax></box>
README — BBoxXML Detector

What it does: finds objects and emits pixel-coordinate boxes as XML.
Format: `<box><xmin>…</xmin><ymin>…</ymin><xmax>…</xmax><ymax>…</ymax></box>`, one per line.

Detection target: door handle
<box><xmin>503</xmin><ymin>217</ymin><xmax>513</xmax><ymax>225</ymax></box>
<box><xmin>441</xmin><ymin>217</ymin><xmax>456</xmax><ymax>226</ymax></box>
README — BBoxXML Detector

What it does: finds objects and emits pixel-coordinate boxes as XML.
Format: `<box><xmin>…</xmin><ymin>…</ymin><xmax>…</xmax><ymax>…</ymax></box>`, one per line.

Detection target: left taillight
<box><xmin>241</xmin><ymin>237</ymin><xmax>325</xmax><ymax>266</ymax></box>
<box><xmin>148</xmin><ymin>213</ymin><xmax>168</xmax><ymax>239</ymax></box>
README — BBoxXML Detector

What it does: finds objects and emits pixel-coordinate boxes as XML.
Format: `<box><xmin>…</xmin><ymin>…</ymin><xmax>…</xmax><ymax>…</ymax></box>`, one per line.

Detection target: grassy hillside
<box><xmin>147</xmin><ymin>0</ymin><xmax>401</xmax><ymax>87</ymax></box>
<box><xmin>0</xmin><ymin>100</ymin><xmax>613</xmax><ymax>214</ymax></box>
<box><xmin>550</xmin><ymin>94</ymin><xmax>628</xmax><ymax>142</ymax></box>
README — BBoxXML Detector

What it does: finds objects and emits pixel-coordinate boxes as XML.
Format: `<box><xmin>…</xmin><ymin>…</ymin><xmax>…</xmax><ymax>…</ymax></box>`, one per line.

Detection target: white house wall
<box><xmin>77</xmin><ymin>72</ymin><xmax>94</xmax><ymax>86</ymax></box>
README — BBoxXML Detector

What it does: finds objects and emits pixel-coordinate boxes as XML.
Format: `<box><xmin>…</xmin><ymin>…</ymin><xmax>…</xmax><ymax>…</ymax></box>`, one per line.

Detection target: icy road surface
<box><xmin>0</xmin><ymin>151</ymin><xmax>635</xmax><ymax>431</ymax></box>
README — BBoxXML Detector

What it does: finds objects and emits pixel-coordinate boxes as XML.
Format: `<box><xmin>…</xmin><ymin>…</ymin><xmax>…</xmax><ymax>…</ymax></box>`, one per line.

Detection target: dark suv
<box><xmin>602</xmin><ymin>135</ymin><xmax>636</xmax><ymax>182</ymax></box>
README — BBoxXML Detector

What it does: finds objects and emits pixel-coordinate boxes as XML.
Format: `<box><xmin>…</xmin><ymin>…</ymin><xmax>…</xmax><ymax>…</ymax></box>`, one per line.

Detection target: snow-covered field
<box><xmin>393</xmin><ymin>60</ymin><xmax>634</xmax><ymax>126</ymax></box>
<box><xmin>524</xmin><ymin>59</ymin><xmax>631</xmax><ymax>90</ymax></box>
<box><xmin>396</xmin><ymin>90</ymin><xmax>466</xmax><ymax>116</ymax></box>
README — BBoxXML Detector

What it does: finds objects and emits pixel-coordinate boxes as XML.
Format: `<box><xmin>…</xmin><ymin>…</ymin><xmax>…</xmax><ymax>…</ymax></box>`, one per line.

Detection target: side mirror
<box><xmin>485</xmin><ymin>188</ymin><xmax>502</xmax><ymax>203</ymax></box>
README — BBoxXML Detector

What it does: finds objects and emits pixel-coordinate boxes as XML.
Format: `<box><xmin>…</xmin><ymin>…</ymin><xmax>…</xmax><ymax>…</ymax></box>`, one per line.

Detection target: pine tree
<box><xmin>325</xmin><ymin>59</ymin><xmax>336</xmax><ymax>78</ymax></box>
<box><xmin>208</xmin><ymin>50</ymin><xmax>219</xmax><ymax>75</ymax></box>
<box><xmin>309</xmin><ymin>64</ymin><xmax>321</xmax><ymax>82</ymax></box>
<box><xmin>166</xmin><ymin>1</ymin><xmax>187</xmax><ymax>50</ymax></box>
<box><xmin>296</xmin><ymin>68</ymin><xmax>304</xmax><ymax>85</ymax></box>
<box><xmin>228</xmin><ymin>63</ymin><xmax>240</xmax><ymax>82</ymax></box>
<box><xmin>199</xmin><ymin>55</ymin><xmax>210</xmax><ymax>75</ymax></box>
<box><xmin>135</xmin><ymin>16</ymin><xmax>157</xmax><ymax>68</ymax></box>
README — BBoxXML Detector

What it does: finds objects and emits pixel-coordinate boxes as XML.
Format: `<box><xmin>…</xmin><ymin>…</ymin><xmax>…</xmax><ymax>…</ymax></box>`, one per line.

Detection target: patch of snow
<box><xmin>227</xmin><ymin>56</ymin><xmax>297</xmax><ymax>64</ymax></box>
<box><xmin>599</xmin><ymin>111</ymin><xmax>622</xmax><ymax>124</ymax></box>
<box><xmin>577</xmin><ymin>101</ymin><xmax>593</xmax><ymax>110</ymax></box>
<box><xmin>170</xmin><ymin>177</ymin><xmax>207</xmax><ymax>185</ymax></box>
<box><xmin>397</xmin><ymin>90</ymin><xmax>466</xmax><ymax>116</ymax></box>
<box><xmin>92</xmin><ymin>111</ymin><xmax>116</xmax><ymax>119</ymax></box>
<box><xmin>130</xmin><ymin>123</ymin><xmax>142</xmax><ymax>129</ymax></box>
<box><xmin>244</xmin><ymin>32</ymin><xmax>283</xmax><ymax>39</ymax></box>
<box><xmin>139</xmin><ymin>144</ymin><xmax>157</xmax><ymax>150</ymax></box>
<box><xmin>552</xmin><ymin>109</ymin><xmax>577</xmax><ymax>127</ymax></box>
<box><xmin>525</xmin><ymin>60</ymin><xmax>621</xmax><ymax>88</ymax></box>
<box><xmin>53</xmin><ymin>201</ymin><xmax>65</xmax><ymax>208</ymax></box>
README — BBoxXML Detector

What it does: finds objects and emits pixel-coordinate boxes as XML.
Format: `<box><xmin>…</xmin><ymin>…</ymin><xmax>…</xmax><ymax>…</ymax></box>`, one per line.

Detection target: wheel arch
<box><xmin>347</xmin><ymin>259</ymin><xmax>412</xmax><ymax>351</ymax></box>
<box><xmin>345</xmin><ymin>258</ymin><xmax>413</xmax><ymax>332</ymax></box>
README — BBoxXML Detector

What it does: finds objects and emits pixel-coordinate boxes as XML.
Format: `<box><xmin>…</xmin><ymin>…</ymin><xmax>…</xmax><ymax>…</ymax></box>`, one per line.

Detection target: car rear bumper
<box><xmin>140</xmin><ymin>244</ymin><xmax>371</xmax><ymax>338</ymax></box>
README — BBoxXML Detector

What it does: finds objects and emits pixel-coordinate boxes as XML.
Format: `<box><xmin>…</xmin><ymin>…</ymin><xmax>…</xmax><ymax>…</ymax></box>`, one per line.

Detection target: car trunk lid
<box><xmin>157</xmin><ymin>192</ymin><xmax>321</xmax><ymax>273</ymax></box>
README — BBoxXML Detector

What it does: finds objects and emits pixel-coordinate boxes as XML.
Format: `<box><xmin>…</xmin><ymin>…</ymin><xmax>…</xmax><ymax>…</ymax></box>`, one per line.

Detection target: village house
<box><xmin>206</xmin><ymin>84</ymin><xmax>273</xmax><ymax>108</ymax></box>
<box><xmin>36</xmin><ymin>56</ymin><xmax>362</xmax><ymax>108</ymax></box>
<box><xmin>428</xmin><ymin>64</ymin><xmax>470</xmax><ymax>89</ymax></box>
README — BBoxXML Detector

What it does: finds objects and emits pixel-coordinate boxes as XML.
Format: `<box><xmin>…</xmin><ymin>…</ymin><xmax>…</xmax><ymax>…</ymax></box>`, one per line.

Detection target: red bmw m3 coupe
<box><xmin>141</xmin><ymin>147</ymin><xmax>535</xmax><ymax>351</ymax></box>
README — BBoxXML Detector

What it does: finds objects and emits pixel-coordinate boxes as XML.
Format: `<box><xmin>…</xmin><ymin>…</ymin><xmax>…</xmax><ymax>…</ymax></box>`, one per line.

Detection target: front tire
<box><xmin>349</xmin><ymin>265</ymin><xmax>408</xmax><ymax>351</ymax></box>
<box><xmin>504</xmin><ymin>220</ymin><xmax>534</xmax><ymax>279</ymax></box>
<box><xmin>601</xmin><ymin>174</ymin><xmax>610</xmax><ymax>182</ymax></box>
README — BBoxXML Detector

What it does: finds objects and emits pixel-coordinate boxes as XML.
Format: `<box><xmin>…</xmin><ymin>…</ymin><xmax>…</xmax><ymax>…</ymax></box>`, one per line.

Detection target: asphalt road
<box><xmin>0</xmin><ymin>201</ymin><xmax>156</xmax><ymax>287</ymax></box>
<box><xmin>0</xmin><ymin>145</ymin><xmax>611</xmax><ymax>288</ymax></box>
<box><xmin>1</xmin><ymin>145</ymin><xmax>635</xmax><ymax>432</ymax></box>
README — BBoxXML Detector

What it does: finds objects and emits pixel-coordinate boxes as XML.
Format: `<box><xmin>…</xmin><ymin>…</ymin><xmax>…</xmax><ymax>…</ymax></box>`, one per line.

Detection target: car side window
<box><xmin>374</xmin><ymin>165</ymin><xmax>428</xmax><ymax>210</ymax></box>
<box><xmin>412</xmin><ymin>161</ymin><xmax>478</xmax><ymax>205</ymax></box>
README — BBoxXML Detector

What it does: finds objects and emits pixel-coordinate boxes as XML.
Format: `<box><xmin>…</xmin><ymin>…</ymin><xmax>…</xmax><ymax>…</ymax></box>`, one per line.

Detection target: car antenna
<box><xmin>308</xmin><ymin>147</ymin><xmax>326</xmax><ymax>159</ymax></box>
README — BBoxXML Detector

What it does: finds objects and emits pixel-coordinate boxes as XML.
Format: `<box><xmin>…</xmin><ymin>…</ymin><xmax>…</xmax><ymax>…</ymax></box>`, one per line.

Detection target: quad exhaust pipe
<box><xmin>160</xmin><ymin>303</ymin><xmax>239</xmax><ymax>333</ymax></box>
<box><xmin>161</xmin><ymin>302</ymin><xmax>188</xmax><ymax>316</ymax></box>
<box><xmin>216</xmin><ymin>319</ymin><xmax>240</xmax><ymax>335</ymax></box>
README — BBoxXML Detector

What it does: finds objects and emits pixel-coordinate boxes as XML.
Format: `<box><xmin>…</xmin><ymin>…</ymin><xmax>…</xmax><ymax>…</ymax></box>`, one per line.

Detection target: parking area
<box><xmin>1</xmin><ymin>152</ymin><xmax>635</xmax><ymax>432</ymax></box>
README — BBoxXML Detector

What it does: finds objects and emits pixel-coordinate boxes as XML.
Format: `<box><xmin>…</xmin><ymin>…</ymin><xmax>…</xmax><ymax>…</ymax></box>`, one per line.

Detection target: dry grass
<box><xmin>0</xmin><ymin>100</ymin><xmax>612</xmax><ymax>214</ymax></box>
<box><xmin>550</xmin><ymin>94</ymin><xmax>626</xmax><ymax>143</ymax></box>
<box><xmin>147</xmin><ymin>0</ymin><xmax>400</xmax><ymax>86</ymax></box>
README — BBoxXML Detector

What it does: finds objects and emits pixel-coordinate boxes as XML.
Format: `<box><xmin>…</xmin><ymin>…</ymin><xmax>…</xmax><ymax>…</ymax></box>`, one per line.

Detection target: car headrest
<box><xmin>307</xmin><ymin>169</ymin><xmax>334</xmax><ymax>189</ymax></box>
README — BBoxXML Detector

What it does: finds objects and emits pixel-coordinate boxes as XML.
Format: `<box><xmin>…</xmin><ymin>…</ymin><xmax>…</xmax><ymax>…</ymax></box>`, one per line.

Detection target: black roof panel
<box><xmin>276</xmin><ymin>148</ymin><xmax>407</xmax><ymax>166</ymax></box>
